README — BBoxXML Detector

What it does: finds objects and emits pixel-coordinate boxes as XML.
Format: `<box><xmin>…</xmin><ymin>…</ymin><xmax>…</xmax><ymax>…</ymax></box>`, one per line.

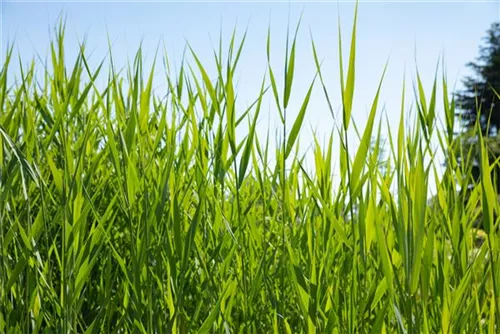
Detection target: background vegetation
<box><xmin>1</xmin><ymin>7</ymin><xmax>500</xmax><ymax>333</ymax></box>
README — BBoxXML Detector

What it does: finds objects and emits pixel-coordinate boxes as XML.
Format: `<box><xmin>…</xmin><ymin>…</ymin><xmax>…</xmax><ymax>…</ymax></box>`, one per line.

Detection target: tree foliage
<box><xmin>456</xmin><ymin>22</ymin><xmax>500</xmax><ymax>134</ymax></box>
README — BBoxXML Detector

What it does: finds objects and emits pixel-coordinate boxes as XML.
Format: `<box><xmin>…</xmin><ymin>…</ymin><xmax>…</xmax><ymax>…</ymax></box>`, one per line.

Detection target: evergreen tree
<box><xmin>456</xmin><ymin>22</ymin><xmax>500</xmax><ymax>135</ymax></box>
<box><xmin>452</xmin><ymin>22</ymin><xmax>500</xmax><ymax>230</ymax></box>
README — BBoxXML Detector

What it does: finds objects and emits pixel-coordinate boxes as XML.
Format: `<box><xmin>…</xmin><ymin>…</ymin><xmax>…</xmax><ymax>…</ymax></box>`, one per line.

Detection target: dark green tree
<box><xmin>455</xmin><ymin>22</ymin><xmax>500</xmax><ymax>135</ymax></box>
<box><xmin>452</xmin><ymin>22</ymin><xmax>500</xmax><ymax>230</ymax></box>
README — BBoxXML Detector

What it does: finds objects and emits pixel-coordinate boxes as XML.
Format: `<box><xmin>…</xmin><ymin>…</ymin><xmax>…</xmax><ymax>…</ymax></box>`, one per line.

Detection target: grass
<box><xmin>1</xmin><ymin>7</ymin><xmax>500</xmax><ymax>333</ymax></box>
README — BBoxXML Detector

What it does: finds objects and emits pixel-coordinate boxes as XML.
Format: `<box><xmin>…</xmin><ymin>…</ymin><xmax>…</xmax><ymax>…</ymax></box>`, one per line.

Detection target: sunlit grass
<box><xmin>1</xmin><ymin>6</ymin><xmax>500</xmax><ymax>333</ymax></box>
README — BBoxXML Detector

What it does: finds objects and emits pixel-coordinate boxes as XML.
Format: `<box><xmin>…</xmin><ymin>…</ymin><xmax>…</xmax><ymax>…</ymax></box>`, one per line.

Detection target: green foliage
<box><xmin>453</xmin><ymin>22</ymin><xmax>500</xmax><ymax>208</ymax></box>
<box><xmin>455</xmin><ymin>21</ymin><xmax>500</xmax><ymax>134</ymax></box>
<box><xmin>1</xmin><ymin>7</ymin><xmax>500</xmax><ymax>333</ymax></box>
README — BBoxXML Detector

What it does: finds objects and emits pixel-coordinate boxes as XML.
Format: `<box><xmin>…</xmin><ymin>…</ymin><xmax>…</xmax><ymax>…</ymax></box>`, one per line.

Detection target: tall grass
<box><xmin>1</xmin><ymin>7</ymin><xmax>500</xmax><ymax>333</ymax></box>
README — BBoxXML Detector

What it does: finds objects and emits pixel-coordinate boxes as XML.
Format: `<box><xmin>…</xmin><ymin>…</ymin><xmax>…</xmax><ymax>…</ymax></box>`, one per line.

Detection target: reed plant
<box><xmin>1</xmin><ymin>6</ymin><xmax>499</xmax><ymax>333</ymax></box>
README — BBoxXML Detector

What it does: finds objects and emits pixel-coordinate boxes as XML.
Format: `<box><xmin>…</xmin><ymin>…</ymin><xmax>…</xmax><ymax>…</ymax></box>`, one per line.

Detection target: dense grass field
<box><xmin>1</xmin><ymin>8</ymin><xmax>500</xmax><ymax>333</ymax></box>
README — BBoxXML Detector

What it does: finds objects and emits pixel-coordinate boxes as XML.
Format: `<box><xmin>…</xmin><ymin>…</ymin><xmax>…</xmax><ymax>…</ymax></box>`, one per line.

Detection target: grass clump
<box><xmin>1</xmin><ymin>7</ymin><xmax>500</xmax><ymax>333</ymax></box>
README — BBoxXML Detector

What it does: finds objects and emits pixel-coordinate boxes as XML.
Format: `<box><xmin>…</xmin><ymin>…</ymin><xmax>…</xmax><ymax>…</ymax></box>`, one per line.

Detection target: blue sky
<box><xmin>2</xmin><ymin>0</ymin><xmax>500</xmax><ymax>184</ymax></box>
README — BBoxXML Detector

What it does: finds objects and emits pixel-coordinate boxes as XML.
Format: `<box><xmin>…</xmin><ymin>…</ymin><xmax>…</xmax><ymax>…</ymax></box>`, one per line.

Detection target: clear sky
<box><xmin>2</xmin><ymin>0</ymin><xmax>500</xmax><ymax>185</ymax></box>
